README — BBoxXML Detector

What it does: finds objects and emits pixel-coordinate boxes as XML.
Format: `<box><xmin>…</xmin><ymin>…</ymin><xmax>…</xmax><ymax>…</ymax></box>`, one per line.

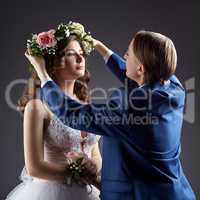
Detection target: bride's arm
<box><xmin>23</xmin><ymin>99</ymin><xmax>67</xmax><ymax>182</ymax></box>
<box><xmin>91</xmin><ymin>143</ymin><xmax>102</xmax><ymax>173</ymax></box>
<box><xmin>91</xmin><ymin>143</ymin><xmax>102</xmax><ymax>190</ymax></box>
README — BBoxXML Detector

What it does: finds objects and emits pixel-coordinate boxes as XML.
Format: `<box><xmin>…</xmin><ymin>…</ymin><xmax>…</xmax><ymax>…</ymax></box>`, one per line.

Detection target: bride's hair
<box><xmin>18</xmin><ymin>35</ymin><xmax>91</xmax><ymax>113</ymax></box>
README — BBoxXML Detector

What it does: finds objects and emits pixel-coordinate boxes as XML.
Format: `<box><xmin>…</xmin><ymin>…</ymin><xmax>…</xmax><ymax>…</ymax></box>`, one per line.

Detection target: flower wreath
<box><xmin>27</xmin><ymin>21</ymin><xmax>94</xmax><ymax>57</ymax></box>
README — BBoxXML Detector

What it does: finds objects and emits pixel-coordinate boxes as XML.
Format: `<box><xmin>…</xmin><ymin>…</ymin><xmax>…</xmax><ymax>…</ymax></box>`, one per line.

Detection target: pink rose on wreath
<box><xmin>36</xmin><ymin>29</ymin><xmax>57</xmax><ymax>49</ymax></box>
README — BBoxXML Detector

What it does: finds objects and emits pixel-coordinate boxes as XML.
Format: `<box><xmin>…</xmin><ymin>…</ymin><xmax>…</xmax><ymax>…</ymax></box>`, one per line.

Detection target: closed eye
<box><xmin>65</xmin><ymin>52</ymin><xmax>76</xmax><ymax>57</ymax></box>
<box><xmin>65</xmin><ymin>50</ymin><xmax>86</xmax><ymax>58</ymax></box>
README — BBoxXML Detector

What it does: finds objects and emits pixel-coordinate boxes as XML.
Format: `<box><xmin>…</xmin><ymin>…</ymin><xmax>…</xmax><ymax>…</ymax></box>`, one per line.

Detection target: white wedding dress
<box><xmin>5</xmin><ymin>115</ymin><xmax>101</xmax><ymax>200</ymax></box>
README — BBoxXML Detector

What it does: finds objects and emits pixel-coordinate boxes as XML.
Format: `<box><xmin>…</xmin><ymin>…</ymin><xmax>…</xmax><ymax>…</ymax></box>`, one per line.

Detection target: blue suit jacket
<box><xmin>41</xmin><ymin>53</ymin><xmax>196</xmax><ymax>200</ymax></box>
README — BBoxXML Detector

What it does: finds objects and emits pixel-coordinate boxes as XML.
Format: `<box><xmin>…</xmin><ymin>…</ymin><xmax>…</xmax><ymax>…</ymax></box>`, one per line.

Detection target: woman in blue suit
<box><xmin>26</xmin><ymin>30</ymin><xmax>196</xmax><ymax>200</ymax></box>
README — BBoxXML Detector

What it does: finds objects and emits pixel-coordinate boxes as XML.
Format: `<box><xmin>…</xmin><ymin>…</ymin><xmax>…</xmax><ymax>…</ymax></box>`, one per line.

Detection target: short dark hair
<box><xmin>133</xmin><ymin>31</ymin><xmax>177</xmax><ymax>85</ymax></box>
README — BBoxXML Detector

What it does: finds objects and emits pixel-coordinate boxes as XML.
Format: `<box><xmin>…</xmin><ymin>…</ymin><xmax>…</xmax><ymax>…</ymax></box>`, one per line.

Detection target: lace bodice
<box><xmin>43</xmin><ymin>115</ymin><xmax>100</xmax><ymax>164</ymax></box>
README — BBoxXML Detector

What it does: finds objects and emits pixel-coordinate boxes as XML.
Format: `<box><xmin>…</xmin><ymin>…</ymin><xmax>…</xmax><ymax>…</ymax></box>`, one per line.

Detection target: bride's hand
<box><xmin>81</xmin><ymin>157</ymin><xmax>98</xmax><ymax>176</ymax></box>
<box><xmin>25</xmin><ymin>50</ymin><xmax>49</xmax><ymax>82</ymax></box>
<box><xmin>64</xmin><ymin>152</ymin><xmax>88</xmax><ymax>162</ymax></box>
<box><xmin>25</xmin><ymin>50</ymin><xmax>45</xmax><ymax>69</ymax></box>
<box><xmin>64</xmin><ymin>152</ymin><xmax>97</xmax><ymax>176</ymax></box>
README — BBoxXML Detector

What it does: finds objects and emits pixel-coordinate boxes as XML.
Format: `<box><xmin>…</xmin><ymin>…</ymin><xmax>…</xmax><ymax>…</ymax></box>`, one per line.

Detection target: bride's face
<box><xmin>57</xmin><ymin>40</ymin><xmax>86</xmax><ymax>80</ymax></box>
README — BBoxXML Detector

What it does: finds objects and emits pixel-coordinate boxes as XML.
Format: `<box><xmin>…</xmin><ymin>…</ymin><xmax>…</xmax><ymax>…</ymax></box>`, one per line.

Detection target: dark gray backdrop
<box><xmin>0</xmin><ymin>0</ymin><xmax>199</xmax><ymax>199</ymax></box>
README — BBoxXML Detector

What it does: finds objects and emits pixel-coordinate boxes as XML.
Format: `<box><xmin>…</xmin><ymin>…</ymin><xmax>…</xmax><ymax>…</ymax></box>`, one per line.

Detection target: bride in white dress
<box><xmin>5</xmin><ymin>32</ymin><xmax>102</xmax><ymax>200</ymax></box>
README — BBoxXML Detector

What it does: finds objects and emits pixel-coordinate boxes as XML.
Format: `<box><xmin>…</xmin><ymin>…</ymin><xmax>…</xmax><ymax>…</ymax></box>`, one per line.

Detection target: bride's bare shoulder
<box><xmin>24</xmin><ymin>99</ymin><xmax>49</xmax><ymax>119</ymax></box>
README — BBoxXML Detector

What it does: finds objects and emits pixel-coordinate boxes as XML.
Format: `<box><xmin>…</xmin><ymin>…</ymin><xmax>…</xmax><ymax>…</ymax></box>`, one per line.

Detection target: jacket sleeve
<box><xmin>41</xmin><ymin>80</ymin><xmax>127</xmax><ymax>137</ymax></box>
<box><xmin>106</xmin><ymin>52</ymin><xmax>127</xmax><ymax>84</ymax></box>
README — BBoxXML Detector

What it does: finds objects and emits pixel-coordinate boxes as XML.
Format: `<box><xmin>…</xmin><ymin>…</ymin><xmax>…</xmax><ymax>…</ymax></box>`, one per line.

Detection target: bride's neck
<box><xmin>56</xmin><ymin>78</ymin><xmax>75</xmax><ymax>97</ymax></box>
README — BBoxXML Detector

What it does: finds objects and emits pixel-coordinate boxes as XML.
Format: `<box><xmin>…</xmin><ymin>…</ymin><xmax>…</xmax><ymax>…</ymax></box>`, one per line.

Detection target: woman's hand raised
<box><xmin>92</xmin><ymin>38</ymin><xmax>112</xmax><ymax>58</ymax></box>
<box><xmin>25</xmin><ymin>50</ymin><xmax>50</xmax><ymax>84</ymax></box>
